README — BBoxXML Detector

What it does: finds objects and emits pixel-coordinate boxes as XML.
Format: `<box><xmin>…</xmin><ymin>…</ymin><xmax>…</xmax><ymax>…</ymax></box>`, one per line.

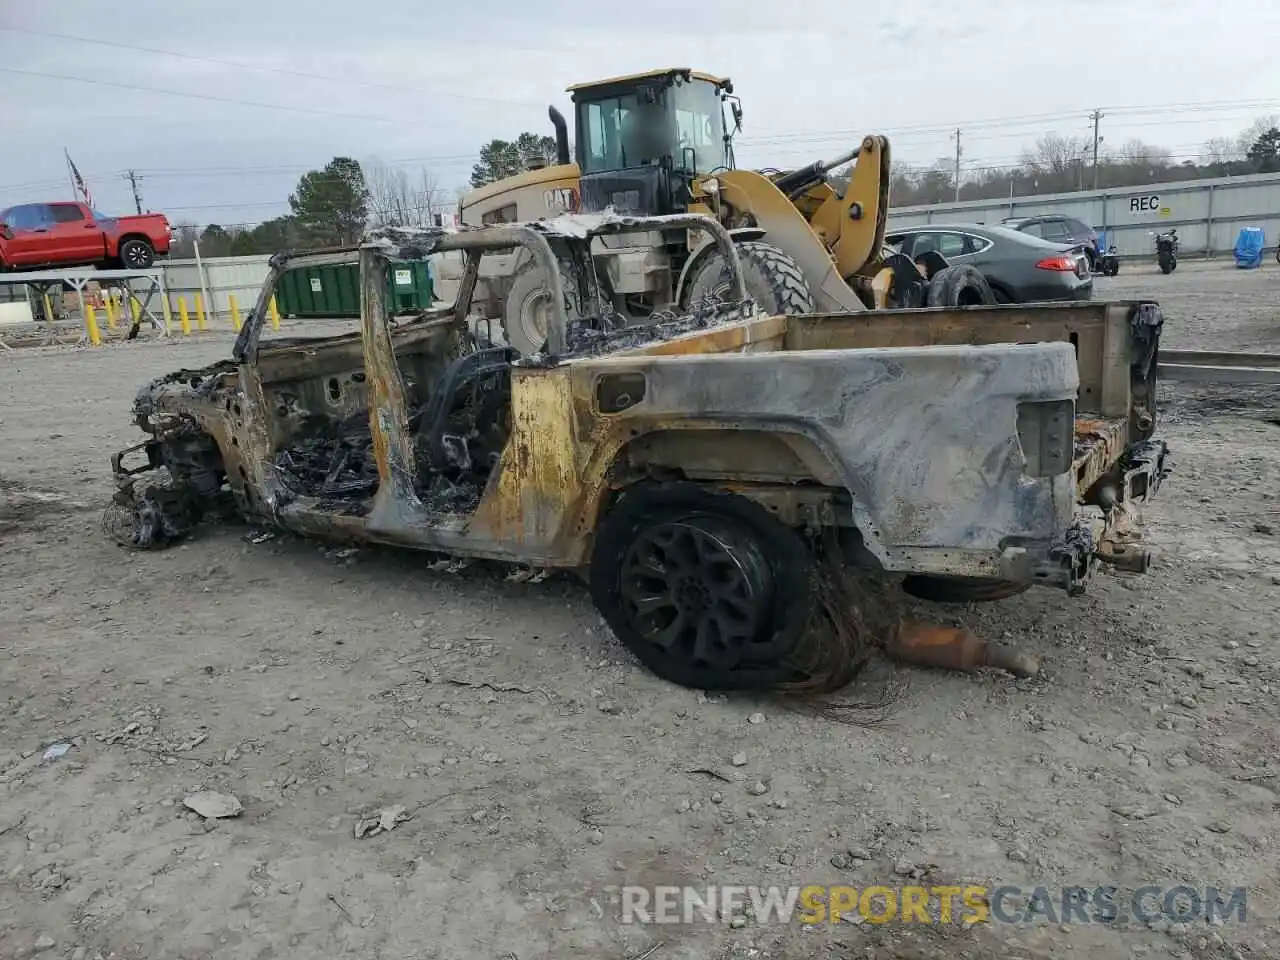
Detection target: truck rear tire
<box><xmin>682</xmin><ymin>240</ymin><xmax>815</xmax><ymax>314</ymax></box>
<box><xmin>119</xmin><ymin>238</ymin><xmax>155</xmax><ymax>270</ymax></box>
<box><xmin>589</xmin><ymin>482</ymin><xmax>857</xmax><ymax>692</ymax></box>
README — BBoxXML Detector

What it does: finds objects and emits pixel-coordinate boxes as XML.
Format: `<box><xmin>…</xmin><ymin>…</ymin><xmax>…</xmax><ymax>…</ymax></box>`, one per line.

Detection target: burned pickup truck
<box><xmin>110</xmin><ymin>213</ymin><xmax>1167</xmax><ymax>692</ymax></box>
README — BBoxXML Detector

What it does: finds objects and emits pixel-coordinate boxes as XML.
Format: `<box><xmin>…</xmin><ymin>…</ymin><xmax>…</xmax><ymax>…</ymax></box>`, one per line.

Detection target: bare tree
<box><xmin>1111</xmin><ymin>139</ymin><xmax>1171</xmax><ymax>167</ymax></box>
<box><xmin>366</xmin><ymin>159</ymin><xmax>415</xmax><ymax>228</ymax></box>
<box><xmin>417</xmin><ymin>167</ymin><xmax>440</xmax><ymax>223</ymax></box>
<box><xmin>1020</xmin><ymin>134</ymin><xmax>1090</xmax><ymax>176</ymax></box>
<box><xmin>366</xmin><ymin>159</ymin><xmax>448</xmax><ymax>226</ymax></box>
<box><xmin>1203</xmin><ymin>136</ymin><xmax>1240</xmax><ymax>166</ymax></box>
<box><xmin>170</xmin><ymin>221</ymin><xmax>199</xmax><ymax>259</ymax></box>
<box><xmin>908</xmin><ymin>158</ymin><xmax>955</xmax><ymax>205</ymax></box>
<box><xmin>1235</xmin><ymin>115</ymin><xmax>1280</xmax><ymax>159</ymax></box>
<box><xmin>887</xmin><ymin>112</ymin><xmax>1280</xmax><ymax>208</ymax></box>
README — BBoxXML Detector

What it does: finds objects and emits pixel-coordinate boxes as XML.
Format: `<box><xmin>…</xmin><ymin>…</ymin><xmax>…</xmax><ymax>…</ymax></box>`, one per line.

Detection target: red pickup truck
<box><xmin>0</xmin><ymin>201</ymin><xmax>172</xmax><ymax>272</ymax></box>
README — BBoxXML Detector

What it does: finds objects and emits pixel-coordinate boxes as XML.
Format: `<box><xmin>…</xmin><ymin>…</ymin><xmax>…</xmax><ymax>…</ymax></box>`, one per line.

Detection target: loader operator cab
<box><xmin>567</xmin><ymin>69</ymin><xmax>737</xmax><ymax>217</ymax></box>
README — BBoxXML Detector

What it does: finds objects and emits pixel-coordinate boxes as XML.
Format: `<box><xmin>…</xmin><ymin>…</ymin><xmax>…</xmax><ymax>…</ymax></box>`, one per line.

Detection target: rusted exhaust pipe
<box><xmin>885</xmin><ymin>621</ymin><xmax>1041</xmax><ymax>678</ymax></box>
<box><xmin>1096</xmin><ymin>540</ymin><xmax>1152</xmax><ymax>573</ymax></box>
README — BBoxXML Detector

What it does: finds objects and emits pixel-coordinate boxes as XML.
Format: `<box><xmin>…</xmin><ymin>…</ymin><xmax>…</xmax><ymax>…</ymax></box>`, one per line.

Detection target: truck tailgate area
<box><xmin>1074</xmin><ymin>416</ymin><xmax>1129</xmax><ymax>498</ymax></box>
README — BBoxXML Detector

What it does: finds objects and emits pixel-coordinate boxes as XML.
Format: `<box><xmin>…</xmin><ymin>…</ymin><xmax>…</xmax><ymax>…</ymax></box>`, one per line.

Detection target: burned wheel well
<box><xmin>585</xmin><ymin>427</ymin><xmax>881</xmax><ymax>565</ymax></box>
<box><xmin>160</xmin><ymin>429</ymin><xmax>228</xmax><ymax>497</ymax></box>
<box><xmin>614</xmin><ymin>427</ymin><xmax>843</xmax><ymax>487</ymax></box>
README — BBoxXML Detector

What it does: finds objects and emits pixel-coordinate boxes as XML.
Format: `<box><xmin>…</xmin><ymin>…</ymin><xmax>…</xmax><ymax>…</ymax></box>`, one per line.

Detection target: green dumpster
<box><xmin>275</xmin><ymin>260</ymin><xmax>434</xmax><ymax>319</ymax></box>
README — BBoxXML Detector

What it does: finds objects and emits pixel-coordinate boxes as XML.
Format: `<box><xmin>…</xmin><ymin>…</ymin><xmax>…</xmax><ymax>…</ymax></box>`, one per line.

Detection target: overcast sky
<box><xmin>2</xmin><ymin>0</ymin><xmax>1279</xmax><ymax>227</ymax></box>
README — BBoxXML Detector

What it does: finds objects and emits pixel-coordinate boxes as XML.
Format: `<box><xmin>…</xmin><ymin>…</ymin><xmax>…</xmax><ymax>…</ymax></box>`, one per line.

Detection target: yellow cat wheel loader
<box><xmin>448</xmin><ymin>67</ymin><xmax>991</xmax><ymax>354</ymax></box>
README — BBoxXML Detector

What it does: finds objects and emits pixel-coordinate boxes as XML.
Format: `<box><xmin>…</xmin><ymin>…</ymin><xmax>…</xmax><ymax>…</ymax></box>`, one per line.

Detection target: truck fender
<box><xmin>674</xmin><ymin>227</ymin><xmax>766</xmax><ymax>309</ymax></box>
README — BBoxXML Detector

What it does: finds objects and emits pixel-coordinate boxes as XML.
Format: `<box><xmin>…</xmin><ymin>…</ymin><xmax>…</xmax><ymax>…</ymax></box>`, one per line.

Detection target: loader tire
<box><xmin>925</xmin><ymin>264</ymin><xmax>995</xmax><ymax>308</ymax></box>
<box><xmin>502</xmin><ymin>258</ymin><xmax>577</xmax><ymax>356</ymax></box>
<box><xmin>682</xmin><ymin>240</ymin><xmax>815</xmax><ymax>315</ymax></box>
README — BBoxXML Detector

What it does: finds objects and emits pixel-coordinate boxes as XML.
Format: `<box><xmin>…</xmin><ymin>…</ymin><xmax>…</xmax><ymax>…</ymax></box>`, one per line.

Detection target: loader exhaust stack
<box><xmin>549</xmin><ymin>106</ymin><xmax>571</xmax><ymax>165</ymax></box>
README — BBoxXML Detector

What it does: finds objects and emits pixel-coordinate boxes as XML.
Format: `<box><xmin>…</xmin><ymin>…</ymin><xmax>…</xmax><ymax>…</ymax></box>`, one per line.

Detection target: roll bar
<box><xmin>234</xmin><ymin>212</ymin><xmax>748</xmax><ymax>363</ymax></box>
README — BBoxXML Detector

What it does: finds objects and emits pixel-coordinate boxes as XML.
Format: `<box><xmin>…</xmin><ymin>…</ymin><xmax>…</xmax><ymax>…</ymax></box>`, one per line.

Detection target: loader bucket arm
<box><xmin>805</xmin><ymin>135</ymin><xmax>891</xmax><ymax>280</ymax></box>
<box><xmin>716</xmin><ymin>170</ymin><xmax>868</xmax><ymax>312</ymax></box>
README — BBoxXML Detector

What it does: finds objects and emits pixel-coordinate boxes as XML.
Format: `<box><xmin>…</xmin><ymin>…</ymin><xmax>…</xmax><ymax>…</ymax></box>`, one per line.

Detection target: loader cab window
<box><xmin>578</xmin><ymin>79</ymin><xmax>727</xmax><ymax>174</ymax></box>
<box><xmin>581</xmin><ymin>92</ymin><xmax>668</xmax><ymax>172</ymax></box>
<box><xmin>581</xmin><ymin>94</ymin><xmax>637</xmax><ymax>172</ymax></box>
<box><xmin>670</xmin><ymin>79</ymin><xmax>729</xmax><ymax>174</ymax></box>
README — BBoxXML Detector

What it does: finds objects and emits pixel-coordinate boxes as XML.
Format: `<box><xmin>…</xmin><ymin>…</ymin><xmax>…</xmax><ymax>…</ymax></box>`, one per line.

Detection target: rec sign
<box><xmin>1129</xmin><ymin>195</ymin><xmax>1160</xmax><ymax>213</ymax></box>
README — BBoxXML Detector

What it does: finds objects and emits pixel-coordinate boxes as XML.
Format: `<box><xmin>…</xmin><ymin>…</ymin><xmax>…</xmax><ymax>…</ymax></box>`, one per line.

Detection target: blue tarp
<box><xmin>1234</xmin><ymin>227</ymin><xmax>1265</xmax><ymax>268</ymax></box>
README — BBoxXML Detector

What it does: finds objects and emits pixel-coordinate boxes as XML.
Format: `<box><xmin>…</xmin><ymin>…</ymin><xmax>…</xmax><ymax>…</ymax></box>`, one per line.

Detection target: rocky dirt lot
<box><xmin>1</xmin><ymin>260</ymin><xmax>1279</xmax><ymax>960</ymax></box>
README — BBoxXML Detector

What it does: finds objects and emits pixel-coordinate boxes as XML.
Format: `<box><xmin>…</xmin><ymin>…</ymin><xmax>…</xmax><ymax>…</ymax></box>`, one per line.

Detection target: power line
<box><xmin>0</xmin><ymin>26</ymin><xmax>547</xmax><ymax>108</ymax></box>
<box><xmin>0</xmin><ymin>153</ymin><xmax>482</xmax><ymax>196</ymax></box>
<box><xmin>740</xmin><ymin>105</ymin><xmax>1277</xmax><ymax>152</ymax></box>
<box><xmin>0</xmin><ymin>66</ymin><xmax>400</xmax><ymax>123</ymax></box>
<box><xmin>138</xmin><ymin>153</ymin><xmax>480</xmax><ymax>177</ymax></box>
<box><xmin>736</xmin><ymin>97</ymin><xmax>1280</xmax><ymax>148</ymax></box>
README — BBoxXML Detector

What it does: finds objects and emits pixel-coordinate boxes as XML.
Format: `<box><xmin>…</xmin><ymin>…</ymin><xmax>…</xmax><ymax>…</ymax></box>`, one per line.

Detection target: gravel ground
<box><xmin>2</xmin><ymin>263</ymin><xmax>1279</xmax><ymax>960</ymax></box>
<box><xmin>1095</xmin><ymin>258</ymin><xmax>1280</xmax><ymax>353</ymax></box>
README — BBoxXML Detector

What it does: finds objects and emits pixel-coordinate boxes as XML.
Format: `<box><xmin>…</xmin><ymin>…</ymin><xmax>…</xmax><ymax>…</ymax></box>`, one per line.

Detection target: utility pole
<box><xmin>1090</xmin><ymin>109</ymin><xmax>1104</xmax><ymax>190</ymax></box>
<box><xmin>124</xmin><ymin>170</ymin><xmax>144</xmax><ymax>215</ymax></box>
<box><xmin>952</xmin><ymin>128</ymin><xmax>962</xmax><ymax>202</ymax></box>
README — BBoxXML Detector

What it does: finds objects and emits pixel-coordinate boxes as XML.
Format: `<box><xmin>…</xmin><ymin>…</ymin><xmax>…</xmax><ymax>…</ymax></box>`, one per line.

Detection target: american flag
<box><xmin>64</xmin><ymin>149</ymin><xmax>93</xmax><ymax>207</ymax></box>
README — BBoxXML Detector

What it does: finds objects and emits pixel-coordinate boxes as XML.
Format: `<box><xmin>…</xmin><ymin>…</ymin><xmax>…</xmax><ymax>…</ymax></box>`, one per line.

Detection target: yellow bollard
<box><xmin>229</xmin><ymin>294</ymin><xmax>242</xmax><ymax>332</ymax></box>
<box><xmin>85</xmin><ymin>304</ymin><xmax>102</xmax><ymax>346</ymax></box>
<box><xmin>104</xmin><ymin>297</ymin><xmax>117</xmax><ymax>329</ymax></box>
<box><xmin>42</xmin><ymin>293</ymin><xmax>54</xmax><ymax>323</ymax></box>
<box><xmin>129</xmin><ymin>296</ymin><xmax>141</xmax><ymax>328</ymax></box>
<box><xmin>194</xmin><ymin>294</ymin><xmax>207</xmax><ymax>331</ymax></box>
<box><xmin>178</xmin><ymin>297</ymin><xmax>191</xmax><ymax>336</ymax></box>
<box><xmin>269</xmin><ymin>296</ymin><xmax>281</xmax><ymax>331</ymax></box>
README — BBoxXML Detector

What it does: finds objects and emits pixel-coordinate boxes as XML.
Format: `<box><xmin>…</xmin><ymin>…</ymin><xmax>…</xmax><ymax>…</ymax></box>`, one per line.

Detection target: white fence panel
<box><xmin>159</xmin><ymin>255</ymin><xmax>272</xmax><ymax>327</ymax></box>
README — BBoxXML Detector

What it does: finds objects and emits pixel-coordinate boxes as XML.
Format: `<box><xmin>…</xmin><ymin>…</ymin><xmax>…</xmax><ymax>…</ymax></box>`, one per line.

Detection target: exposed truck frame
<box><xmin>109</xmin><ymin>213</ymin><xmax>1169</xmax><ymax>692</ymax></box>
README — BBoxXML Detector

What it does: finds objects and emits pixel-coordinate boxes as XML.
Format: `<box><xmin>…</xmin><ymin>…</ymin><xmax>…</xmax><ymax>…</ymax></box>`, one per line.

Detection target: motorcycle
<box><xmin>1153</xmin><ymin>227</ymin><xmax>1178</xmax><ymax>274</ymax></box>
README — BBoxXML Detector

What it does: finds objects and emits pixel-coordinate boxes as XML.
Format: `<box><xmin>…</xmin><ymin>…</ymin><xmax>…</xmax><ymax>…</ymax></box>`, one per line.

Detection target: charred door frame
<box><xmin>224</xmin><ymin>215</ymin><xmax>747</xmax><ymax>551</ymax></box>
